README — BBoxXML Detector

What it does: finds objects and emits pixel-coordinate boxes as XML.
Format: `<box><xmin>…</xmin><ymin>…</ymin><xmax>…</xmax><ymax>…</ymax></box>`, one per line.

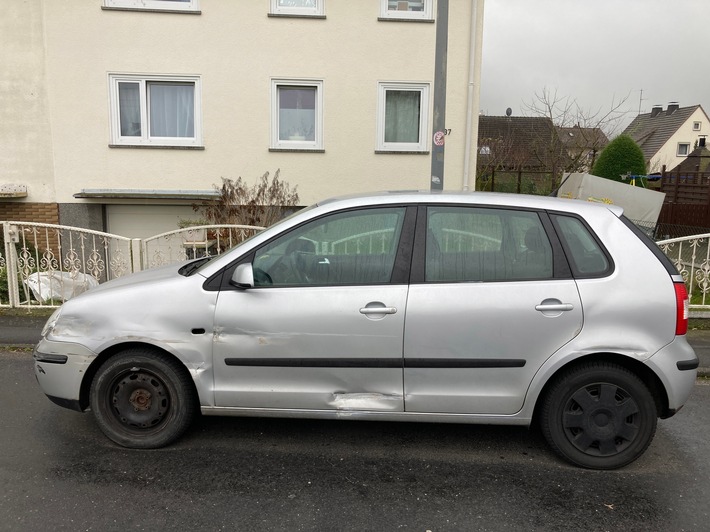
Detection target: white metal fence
<box><xmin>1</xmin><ymin>222</ymin><xmax>263</xmax><ymax>308</ymax></box>
<box><xmin>658</xmin><ymin>234</ymin><xmax>710</xmax><ymax>308</ymax></box>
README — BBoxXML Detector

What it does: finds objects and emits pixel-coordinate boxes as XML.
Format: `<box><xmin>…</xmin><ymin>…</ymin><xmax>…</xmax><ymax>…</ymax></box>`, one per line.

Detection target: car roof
<box><xmin>316</xmin><ymin>190</ymin><xmax>625</xmax><ymax>217</ymax></box>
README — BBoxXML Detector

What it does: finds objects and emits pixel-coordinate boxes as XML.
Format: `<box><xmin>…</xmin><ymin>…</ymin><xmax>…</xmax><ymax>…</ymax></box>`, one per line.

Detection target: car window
<box><xmin>253</xmin><ymin>207</ymin><xmax>406</xmax><ymax>286</ymax></box>
<box><xmin>552</xmin><ymin>214</ymin><xmax>609</xmax><ymax>276</ymax></box>
<box><xmin>426</xmin><ymin>207</ymin><xmax>553</xmax><ymax>282</ymax></box>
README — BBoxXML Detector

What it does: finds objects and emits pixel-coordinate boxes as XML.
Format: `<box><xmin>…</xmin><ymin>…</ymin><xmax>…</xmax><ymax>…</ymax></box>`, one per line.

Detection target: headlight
<box><xmin>41</xmin><ymin>307</ymin><xmax>63</xmax><ymax>337</ymax></box>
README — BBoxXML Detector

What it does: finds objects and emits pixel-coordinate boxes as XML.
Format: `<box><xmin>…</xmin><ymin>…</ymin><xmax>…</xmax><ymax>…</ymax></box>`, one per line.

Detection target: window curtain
<box><xmin>149</xmin><ymin>83</ymin><xmax>195</xmax><ymax>138</ymax></box>
<box><xmin>278</xmin><ymin>87</ymin><xmax>316</xmax><ymax>141</ymax></box>
<box><xmin>385</xmin><ymin>90</ymin><xmax>420</xmax><ymax>143</ymax></box>
<box><xmin>118</xmin><ymin>83</ymin><xmax>141</xmax><ymax>137</ymax></box>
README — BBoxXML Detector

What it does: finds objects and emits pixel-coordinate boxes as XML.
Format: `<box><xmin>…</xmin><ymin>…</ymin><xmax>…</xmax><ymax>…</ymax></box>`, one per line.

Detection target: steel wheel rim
<box><xmin>108</xmin><ymin>368</ymin><xmax>171</xmax><ymax>431</ymax></box>
<box><xmin>562</xmin><ymin>382</ymin><xmax>641</xmax><ymax>457</ymax></box>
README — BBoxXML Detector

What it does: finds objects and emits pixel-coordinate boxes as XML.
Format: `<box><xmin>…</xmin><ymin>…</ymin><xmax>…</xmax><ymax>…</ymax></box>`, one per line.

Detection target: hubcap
<box><xmin>562</xmin><ymin>383</ymin><xmax>640</xmax><ymax>457</ymax></box>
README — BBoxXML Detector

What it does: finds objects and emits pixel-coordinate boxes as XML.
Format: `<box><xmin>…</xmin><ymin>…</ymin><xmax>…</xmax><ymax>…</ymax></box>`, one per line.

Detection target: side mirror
<box><xmin>231</xmin><ymin>263</ymin><xmax>254</xmax><ymax>289</ymax></box>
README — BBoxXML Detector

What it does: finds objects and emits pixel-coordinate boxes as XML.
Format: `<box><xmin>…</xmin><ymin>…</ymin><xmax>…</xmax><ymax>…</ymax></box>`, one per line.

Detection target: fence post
<box><xmin>3</xmin><ymin>223</ymin><xmax>20</xmax><ymax>308</ymax></box>
<box><xmin>131</xmin><ymin>239</ymin><xmax>142</xmax><ymax>273</ymax></box>
<box><xmin>516</xmin><ymin>169</ymin><xmax>522</xmax><ymax>194</ymax></box>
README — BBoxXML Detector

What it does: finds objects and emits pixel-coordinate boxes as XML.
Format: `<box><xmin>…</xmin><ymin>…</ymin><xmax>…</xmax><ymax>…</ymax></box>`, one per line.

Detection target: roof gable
<box><xmin>622</xmin><ymin>104</ymin><xmax>702</xmax><ymax>160</ymax></box>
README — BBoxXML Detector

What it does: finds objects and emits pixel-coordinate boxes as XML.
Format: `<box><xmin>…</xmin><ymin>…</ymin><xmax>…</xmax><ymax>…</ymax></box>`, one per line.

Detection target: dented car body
<box><xmin>34</xmin><ymin>191</ymin><xmax>698</xmax><ymax>469</ymax></box>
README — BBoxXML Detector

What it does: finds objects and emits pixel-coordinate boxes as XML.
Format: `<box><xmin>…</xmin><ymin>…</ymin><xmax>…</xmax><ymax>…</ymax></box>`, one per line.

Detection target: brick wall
<box><xmin>0</xmin><ymin>202</ymin><xmax>60</xmax><ymax>225</ymax></box>
<box><xmin>1</xmin><ymin>202</ymin><xmax>61</xmax><ymax>252</ymax></box>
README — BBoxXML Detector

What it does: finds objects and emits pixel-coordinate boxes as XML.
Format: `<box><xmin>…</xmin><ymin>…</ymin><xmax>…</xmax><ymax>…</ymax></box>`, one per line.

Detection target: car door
<box><xmin>212</xmin><ymin>206</ymin><xmax>415</xmax><ymax>411</ymax></box>
<box><xmin>403</xmin><ymin>205</ymin><xmax>583</xmax><ymax>415</ymax></box>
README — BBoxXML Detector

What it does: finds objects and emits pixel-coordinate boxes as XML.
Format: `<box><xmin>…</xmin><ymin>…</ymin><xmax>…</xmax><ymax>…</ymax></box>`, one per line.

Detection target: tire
<box><xmin>89</xmin><ymin>348</ymin><xmax>197</xmax><ymax>449</ymax></box>
<box><xmin>540</xmin><ymin>362</ymin><xmax>657</xmax><ymax>470</ymax></box>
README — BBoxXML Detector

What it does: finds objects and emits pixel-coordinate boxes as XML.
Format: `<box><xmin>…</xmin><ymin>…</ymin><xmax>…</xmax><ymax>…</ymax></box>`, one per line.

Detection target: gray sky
<box><xmin>479</xmin><ymin>0</ymin><xmax>709</xmax><ymax>135</ymax></box>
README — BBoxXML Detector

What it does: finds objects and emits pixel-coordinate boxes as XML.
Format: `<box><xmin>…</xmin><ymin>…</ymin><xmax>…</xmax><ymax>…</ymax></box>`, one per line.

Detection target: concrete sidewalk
<box><xmin>2</xmin><ymin>313</ymin><xmax>710</xmax><ymax>375</ymax></box>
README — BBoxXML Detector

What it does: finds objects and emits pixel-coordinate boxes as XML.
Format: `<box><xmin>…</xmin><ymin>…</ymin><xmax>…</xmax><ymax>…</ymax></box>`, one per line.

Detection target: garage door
<box><xmin>106</xmin><ymin>205</ymin><xmax>197</xmax><ymax>239</ymax></box>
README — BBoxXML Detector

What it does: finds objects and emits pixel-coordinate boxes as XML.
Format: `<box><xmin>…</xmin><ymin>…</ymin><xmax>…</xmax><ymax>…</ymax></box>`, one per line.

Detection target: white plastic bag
<box><xmin>24</xmin><ymin>271</ymin><xmax>99</xmax><ymax>303</ymax></box>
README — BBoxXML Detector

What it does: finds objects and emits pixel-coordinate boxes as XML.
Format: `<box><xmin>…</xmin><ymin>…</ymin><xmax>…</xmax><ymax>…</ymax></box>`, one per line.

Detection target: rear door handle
<box><xmin>535</xmin><ymin>303</ymin><xmax>573</xmax><ymax>312</ymax></box>
<box><xmin>360</xmin><ymin>307</ymin><xmax>397</xmax><ymax>315</ymax></box>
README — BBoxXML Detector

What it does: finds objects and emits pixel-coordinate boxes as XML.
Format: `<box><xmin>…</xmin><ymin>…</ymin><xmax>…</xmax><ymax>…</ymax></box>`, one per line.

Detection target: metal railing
<box><xmin>1</xmin><ymin>222</ymin><xmax>262</xmax><ymax>308</ymax></box>
<box><xmin>658</xmin><ymin>234</ymin><xmax>710</xmax><ymax>308</ymax></box>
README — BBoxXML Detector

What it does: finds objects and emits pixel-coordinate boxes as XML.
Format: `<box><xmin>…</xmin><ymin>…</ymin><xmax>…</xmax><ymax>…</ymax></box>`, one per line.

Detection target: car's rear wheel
<box><xmin>540</xmin><ymin>362</ymin><xmax>657</xmax><ymax>469</ymax></box>
<box><xmin>89</xmin><ymin>348</ymin><xmax>196</xmax><ymax>448</ymax></box>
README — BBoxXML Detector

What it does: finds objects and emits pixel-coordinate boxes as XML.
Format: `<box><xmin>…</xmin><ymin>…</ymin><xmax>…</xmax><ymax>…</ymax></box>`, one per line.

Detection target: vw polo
<box><xmin>34</xmin><ymin>191</ymin><xmax>697</xmax><ymax>469</ymax></box>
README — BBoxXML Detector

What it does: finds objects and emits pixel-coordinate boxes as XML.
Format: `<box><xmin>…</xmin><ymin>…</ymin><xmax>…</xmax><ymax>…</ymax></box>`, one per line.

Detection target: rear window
<box><xmin>552</xmin><ymin>214</ymin><xmax>611</xmax><ymax>276</ymax></box>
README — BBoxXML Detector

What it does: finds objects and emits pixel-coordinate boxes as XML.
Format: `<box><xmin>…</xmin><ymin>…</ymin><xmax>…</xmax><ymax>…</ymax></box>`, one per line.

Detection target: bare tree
<box><xmin>522</xmin><ymin>87</ymin><xmax>632</xmax><ymax>172</ymax></box>
<box><xmin>194</xmin><ymin>169</ymin><xmax>300</xmax><ymax>228</ymax></box>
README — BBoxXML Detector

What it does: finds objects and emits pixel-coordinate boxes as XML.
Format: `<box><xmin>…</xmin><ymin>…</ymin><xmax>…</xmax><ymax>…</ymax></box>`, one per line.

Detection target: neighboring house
<box><xmin>0</xmin><ymin>0</ymin><xmax>482</xmax><ymax>237</ymax></box>
<box><xmin>477</xmin><ymin>116</ymin><xmax>569</xmax><ymax>173</ymax></box>
<box><xmin>622</xmin><ymin>103</ymin><xmax>710</xmax><ymax>173</ymax></box>
<box><xmin>556</xmin><ymin>126</ymin><xmax>608</xmax><ymax>172</ymax></box>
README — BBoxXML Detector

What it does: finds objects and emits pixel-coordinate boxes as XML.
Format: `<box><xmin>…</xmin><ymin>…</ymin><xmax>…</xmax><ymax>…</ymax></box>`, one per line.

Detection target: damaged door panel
<box><xmin>212</xmin><ymin>285</ymin><xmax>408</xmax><ymax>410</ymax></box>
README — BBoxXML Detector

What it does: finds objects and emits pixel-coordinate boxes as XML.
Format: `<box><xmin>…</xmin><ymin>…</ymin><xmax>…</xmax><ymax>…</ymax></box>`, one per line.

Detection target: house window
<box><xmin>271</xmin><ymin>79</ymin><xmax>324</xmax><ymax>150</ymax></box>
<box><xmin>693</xmin><ymin>121</ymin><xmax>702</xmax><ymax>131</ymax></box>
<box><xmin>677</xmin><ymin>143</ymin><xmax>691</xmax><ymax>156</ymax></box>
<box><xmin>377</xmin><ymin>82</ymin><xmax>429</xmax><ymax>152</ymax></box>
<box><xmin>108</xmin><ymin>74</ymin><xmax>202</xmax><ymax>147</ymax></box>
<box><xmin>380</xmin><ymin>0</ymin><xmax>433</xmax><ymax>20</ymax></box>
<box><xmin>270</xmin><ymin>0</ymin><xmax>324</xmax><ymax>16</ymax></box>
<box><xmin>103</xmin><ymin>0</ymin><xmax>200</xmax><ymax>13</ymax></box>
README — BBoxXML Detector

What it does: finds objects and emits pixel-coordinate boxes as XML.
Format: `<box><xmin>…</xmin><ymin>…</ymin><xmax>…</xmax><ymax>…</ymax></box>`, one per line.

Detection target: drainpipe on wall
<box><xmin>462</xmin><ymin>0</ymin><xmax>485</xmax><ymax>191</ymax></box>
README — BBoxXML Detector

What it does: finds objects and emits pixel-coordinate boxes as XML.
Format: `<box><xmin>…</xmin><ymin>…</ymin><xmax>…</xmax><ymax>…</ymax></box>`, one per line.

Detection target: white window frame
<box><xmin>380</xmin><ymin>0</ymin><xmax>433</xmax><ymax>20</ymax></box>
<box><xmin>270</xmin><ymin>78</ymin><xmax>324</xmax><ymax>151</ymax></box>
<box><xmin>108</xmin><ymin>73</ymin><xmax>203</xmax><ymax>148</ymax></box>
<box><xmin>376</xmin><ymin>82</ymin><xmax>430</xmax><ymax>152</ymax></box>
<box><xmin>103</xmin><ymin>0</ymin><xmax>200</xmax><ymax>13</ymax></box>
<box><xmin>693</xmin><ymin>121</ymin><xmax>702</xmax><ymax>131</ymax></box>
<box><xmin>270</xmin><ymin>0</ymin><xmax>324</xmax><ymax>17</ymax></box>
<box><xmin>677</xmin><ymin>142</ymin><xmax>691</xmax><ymax>156</ymax></box>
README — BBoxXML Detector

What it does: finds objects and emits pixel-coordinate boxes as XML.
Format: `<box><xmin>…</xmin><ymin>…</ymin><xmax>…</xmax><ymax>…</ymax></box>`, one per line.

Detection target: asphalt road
<box><xmin>2</xmin><ymin>349</ymin><xmax>710</xmax><ymax>531</ymax></box>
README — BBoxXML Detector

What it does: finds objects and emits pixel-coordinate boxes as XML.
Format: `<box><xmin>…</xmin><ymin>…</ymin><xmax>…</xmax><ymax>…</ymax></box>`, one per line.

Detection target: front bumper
<box><xmin>33</xmin><ymin>338</ymin><xmax>98</xmax><ymax>412</ymax></box>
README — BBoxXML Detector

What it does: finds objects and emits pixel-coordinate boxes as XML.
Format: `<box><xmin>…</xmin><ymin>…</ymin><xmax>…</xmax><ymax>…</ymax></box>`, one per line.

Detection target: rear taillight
<box><xmin>674</xmin><ymin>282</ymin><xmax>689</xmax><ymax>336</ymax></box>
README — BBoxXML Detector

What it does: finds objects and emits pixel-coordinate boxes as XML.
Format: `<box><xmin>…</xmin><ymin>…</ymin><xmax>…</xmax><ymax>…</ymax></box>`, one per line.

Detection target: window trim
<box><xmin>379</xmin><ymin>0</ymin><xmax>433</xmax><ymax>21</ymax></box>
<box><xmin>677</xmin><ymin>142</ymin><xmax>691</xmax><ymax>157</ymax></box>
<box><xmin>270</xmin><ymin>78</ymin><xmax>324</xmax><ymax>151</ymax></box>
<box><xmin>108</xmin><ymin>73</ymin><xmax>203</xmax><ymax>148</ymax></box>
<box><xmin>693</xmin><ymin>121</ymin><xmax>702</xmax><ymax>131</ymax></box>
<box><xmin>102</xmin><ymin>0</ymin><xmax>200</xmax><ymax>13</ymax></box>
<box><xmin>376</xmin><ymin>82</ymin><xmax>430</xmax><ymax>153</ymax></box>
<box><xmin>269</xmin><ymin>0</ymin><xmax>325</xmax><ymax>17</ymax></box>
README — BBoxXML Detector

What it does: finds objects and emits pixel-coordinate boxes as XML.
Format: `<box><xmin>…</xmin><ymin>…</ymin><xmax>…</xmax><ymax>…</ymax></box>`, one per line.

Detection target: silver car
<box><xmin>34</xmin><ymin>191</ymin><xmax>697</xmax><ymax>469</ymax></box>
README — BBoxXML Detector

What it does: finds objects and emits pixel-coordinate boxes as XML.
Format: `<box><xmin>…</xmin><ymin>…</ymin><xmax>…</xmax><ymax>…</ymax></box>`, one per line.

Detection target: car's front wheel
<box><xmin>540</xmin><ymin>362</ymin><xmax>657</xmax><ymax>469</ymax></box>
<box><xmin>89</xmin><ymin>348</ymin><xmax>197</xmax><ymax>448</ymax></box>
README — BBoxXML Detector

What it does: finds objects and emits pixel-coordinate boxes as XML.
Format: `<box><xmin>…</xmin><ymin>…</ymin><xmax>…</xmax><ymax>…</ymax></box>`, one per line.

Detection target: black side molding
<box><xmin>677</xmin><ymin>358</ymin><xmax>700</xmax><ymax>371</ymax></box>
<box><xmin>225</xmin><ymin>358</ymin><xmax>526</xmax><ymax>369</ymax></box>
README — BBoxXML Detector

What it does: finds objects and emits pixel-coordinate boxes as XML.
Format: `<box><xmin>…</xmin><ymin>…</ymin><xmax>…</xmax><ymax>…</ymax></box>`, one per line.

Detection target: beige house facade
<box><xmin>623</xmin><ymin>103</ymin><xmax>710</xmax><ymax>174</ymax></box>
<box><xmin>1</xmin><ymin>0</ymin><xmax>484</xmax><ymax>237</ymax></box>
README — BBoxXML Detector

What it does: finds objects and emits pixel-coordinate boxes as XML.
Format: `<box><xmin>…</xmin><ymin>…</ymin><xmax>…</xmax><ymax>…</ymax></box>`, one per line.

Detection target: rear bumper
<box><xmin>645</xmin><ymin>335</ymin><xmax>698</xmax><ymax>414</ymax></box>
